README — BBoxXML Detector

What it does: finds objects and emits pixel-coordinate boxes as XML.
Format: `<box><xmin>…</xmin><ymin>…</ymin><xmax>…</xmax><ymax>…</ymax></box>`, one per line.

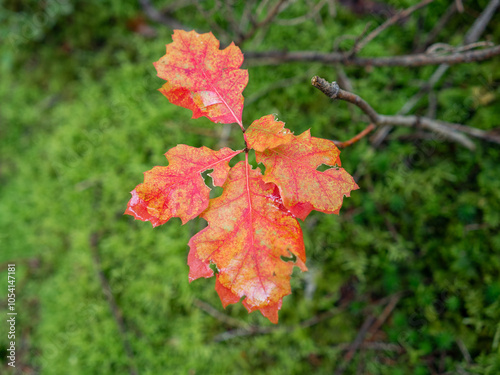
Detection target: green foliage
<box><xmin>1</xmin><ymin>0</ymin><xmax>499</xmax><ymax>374</ymax></box>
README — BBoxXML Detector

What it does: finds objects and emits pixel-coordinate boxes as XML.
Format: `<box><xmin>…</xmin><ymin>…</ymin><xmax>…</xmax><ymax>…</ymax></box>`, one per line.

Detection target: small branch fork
<box><xmin>311</xmin><ymin>76</ymin><xmax>500</xmax><ymax>149</ymax></box>
<box><xmin>348</xmin><ymin>0</ymin><xmax>435</xmax><ymax>57</ymax></box>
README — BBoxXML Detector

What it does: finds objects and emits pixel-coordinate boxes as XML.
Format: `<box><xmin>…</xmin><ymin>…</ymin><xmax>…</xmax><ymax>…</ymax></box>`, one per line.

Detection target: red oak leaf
<box><xmin>188</xmin><ymin>160</ymin><xmax>306</xmax><ymax>323</ymax></box>
<box><xmin>256</xmin><ymin>130</ymin><xmax>359</xmax><ymax>220</ymax></box>
<box><xmin>245</xmin><ymin>114</ymin><xmax>294</xmax><ymax>152</ymax></box>
<box><xmin>154</xmin><ymin>30</ymin><xmax>248</xmax><ymax>128</ymax></box>
<box><xmin>127</xmin><ymin>29</ymin><xmax>360</xmax><ymax>324</ymax></box>
<box><xmin>125</xmin><ymin>145</ymin><xmax>243</xmax><ymax>226</ymax></box>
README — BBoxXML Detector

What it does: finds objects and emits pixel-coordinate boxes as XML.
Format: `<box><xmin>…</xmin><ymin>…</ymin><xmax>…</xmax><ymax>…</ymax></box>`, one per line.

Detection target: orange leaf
<box><xmin>257</xmin><ymin>130</ymin><xmax>359</xmax><ymax>220</ymax></box>
<box><xmin>154</xmin><ymin>30</ymin><xmax>248</xmax><ymax>128</ymax></box>
<box><xmin>245</xmin><ymin>114</ymin><xmax>294</xmax><ymax>152</ymax></box>
<box><xmin>188</xmin><ymin>160</ymin><xmax>306</xmax><ymax>323</ymax></box>
<box><xmin>125</xmin><ymin>145</ymin><xmax>243</xmax><ymax>226</ymax></box>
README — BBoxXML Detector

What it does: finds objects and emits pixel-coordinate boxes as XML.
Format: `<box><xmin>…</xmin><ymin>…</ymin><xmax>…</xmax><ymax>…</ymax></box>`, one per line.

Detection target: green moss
<box><xmin>1</xmin><ymin>1</ymin><xmax>499</xmax><ymax>374</ymax></box>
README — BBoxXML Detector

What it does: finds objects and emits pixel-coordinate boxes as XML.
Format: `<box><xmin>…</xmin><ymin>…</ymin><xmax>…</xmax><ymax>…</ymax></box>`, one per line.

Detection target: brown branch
<box><xmin>426</xmin><ymin>41</ymin><xmax>494</xmax><ymax>54</ymax></box>
<box><xmin>90</xmin><ymin>232</ymin><xmax>138</xmax><ymax>375</ymax></box>
<box><xmin>371</xmin><ymin>0</ymin><xmax>500</xmax><ymax>147</ymax></box>
<box><xmin>366</xmin><ymin>293</ymin><xmax>402</xmax><ymax>337</ymax></box>
<box><xmin>193</xmin><ymin>298</ymin><xmax>250</xmax><ymax>328</ymax></box>
<box><xmin>236</xmin><ymin>0</ymin><xmax>287</xmax><ymax>44</ymax></box>
<box><xmin>276</xmin><ymin>0</ymin><xmax>329</xmax><ymax>26</ymax></box>
<box><xmin>456</xmin><ymin>338</ymin><xmax>473</xmax><ymax>365</ymax></box>
<box><xmin>334</xmin><ymin>124</ymin><xmax>376</xmax><ymax>148</ymax></box>
<box><xmin>420</xmin><ymin>2</ymin><xmax>457</xmax><ymax>52</ymax></box>
<box><xmin>334</xmin><ymin>314</ymin><xmax>376</xmax><ymax>375</ymax></box>
<box><xmin>334</xmin><ymin>341</ymin><xmax>403</xmax><ymax>352</ymax></box>
<box><xmin>213</xmin><ymin>302</ymin><xmax>349</xmax><ymax>342</ymax></box>
<box><xmin>350</xmin><ymin>0</ymin><xmax>434</xmax><ymax>56</ymax></box>
<box><xmin>464</xmin><ymin>0</ymin><xmax>500</xmax><ymax>44</ymax></box>
<box><xmin>312</xmin><ymin>76</ymin><xmax>500</xmax><ymax>149</ymax></box>
<box><xmin>138</xmin><ymin>0</ymin><xmax>190</xmax><ymax>30</ymax></box>
<box><xmin>334</xmin><ymin>293</ymin><xmax>402</xmax><ymax>375</ymax></box>
<box><xmin>244</xmin><ymin>44</ymin><xmax>500</xmax><ymax>67</ymax></box>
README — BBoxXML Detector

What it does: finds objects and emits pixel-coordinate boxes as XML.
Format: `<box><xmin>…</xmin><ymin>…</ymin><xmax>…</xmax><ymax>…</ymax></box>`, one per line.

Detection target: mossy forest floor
<box><xmin>1</xmin><ymin>1</ymin><xmax>499</xmax><ymax>374</ymax></box>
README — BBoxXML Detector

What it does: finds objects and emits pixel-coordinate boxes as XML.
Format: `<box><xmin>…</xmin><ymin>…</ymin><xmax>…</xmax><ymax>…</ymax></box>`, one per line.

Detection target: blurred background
<box><xmin>1</xmin><ymin>0</ymin><xmax>499</xmax><ymax>374</ymax></box>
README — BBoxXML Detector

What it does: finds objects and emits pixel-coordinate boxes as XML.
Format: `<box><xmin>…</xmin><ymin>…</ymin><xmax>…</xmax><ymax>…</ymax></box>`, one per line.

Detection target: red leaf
<box><xmin>245</xmin><ymin>114</ymin><xmax>293</xmax><ymax>152</ymax></box>
<box><xmin>154</xmin><ymin>30</ymin><xmax>248</xmax><ymax>128</ymax></box>
<box><xmin>125</xmin><ymin>145</ymin><xmax>242</xmax><ymax>226</ymax></box>
<box><xmin>257</xmin><ymin>130</ymin><xmax>359</xmax><ymax>220</ymax></box>
<box><xmin>188</xmin><ymin>160</ymin><xmax>306</xmax><ymax>323</ymax></box>
<box><xmin>128</xmin><ymin>30</ymin><xmax>361</xmax><ymax>324</ymax></box>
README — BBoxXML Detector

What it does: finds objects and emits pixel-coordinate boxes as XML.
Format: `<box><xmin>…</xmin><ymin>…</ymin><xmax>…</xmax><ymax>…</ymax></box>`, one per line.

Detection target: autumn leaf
<box><xmin>125</xmin><ymin>145</ymin><xmax>243</xmax><ymax>226</ymax></box>
<box><xmin>154</xmin><ymin>30</ymin><xmax>248</xmax><ymax>128</ymax></box>
<box><xmin>256</xmin><ymin>130</ymin><xmax>359</xmax><ymax>220</ymax></box>
<box><xmin>245</xmin><ymin>114</ymin><xmax>294</xmax><ymax>152</ymax></box>
<box><xmin>127</xmin><ymin>29</ymin><xmax>360</xmax><ymax>324</ymax></box>
<box><xmin>188</xmin><ymin>160</ymin><xmax>306</xmax><ymax>323</ymax></box>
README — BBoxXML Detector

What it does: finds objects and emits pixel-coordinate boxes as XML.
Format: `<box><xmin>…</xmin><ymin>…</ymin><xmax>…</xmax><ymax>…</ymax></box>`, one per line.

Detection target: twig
<box><xmin>334</xmin><ymin>314</ymin><xmax>376</xmax><ymax>375</ymax></box>
<box><xmin>345</xmin><ymin>22</ymin><xmax>372</xmax><ymax>56</ymax></box>
<box><xmin>245</xmin><ymin>44</ymin><xmax>500</xmax><ymax>67</ymax></box>
<box><xmin>464</xmin><ymin>0</ymin><xmax>500</xmax><ymax>44</ymax></box>
<box><xmin>366</xmin><ymin>293</ymin><xmax>401</xmax><ymax>337</ymax></box>
<box><xmin>138</xmin><ymin>0</ymin><xmax>190</xmax><ymax>30</ymax></box>
<box><xmin>379</xmin><ymin>115</ymin><xmax>477</xmax><ymax>149</ymax></box>
<box><xmin>236</xmin><ymin>0</ymin><xmax>287</xmax><ymax>44</ymax></box>
<box><xmin>456</xmin><ymin>338</ymin><xmax>472</xmax><ymax>365</ymax></box>
<box><xmin>193</xmin><ymin>298</ymin><xmax>250</xmax><ymax>328</ymax></box>
<box><xmin>222</xmin><ymin>0</ymin><xmax>246</xmax><ymax>42</ymax></box>
<box><xmin>311</xmin><ymin>76</ymin><xmax>498</xmax><ymax>150</ymax></box>
<box><xmin>311</xmin><ymin>77</ymin><xmax>377</xmax><ymax>121</ymax></box>
<box><xmin>350</xmin><ymin>0</ymin><xmax>435</xmax><ymax>56</ymax></box>
<box><xmin>195</xmin><ymin>1</ymin><xmax>231</xmax><ymax>44</ymax></box>
<box><xmin>371</xmin><ymin>0</ymin><xmax>500</xmax><ymax>147</ymax></box>
<box><xmin>334</xmin><ymin>124</ymin><xmax>376</xmax><ymax>148</ymax></box>
<box><xmin>276</xmin><ymin>0</ymin><xmax>328</xmax><ymax>26</ymax></box>
<box><xmin>426</xmin><ymin>41</ymin><xmax>494</xmax><ymax>54</ymax></box>
<box><xmin>334</xmin><ymin>294</ymin><xmax>402</xmax><ymax>375</ymax></box>
<box><xmin>90</xmin><ymin>233</ymin><xmax>138</xmax><ymax>375</ymax></box>
<box><xmin>370</xmin><ymin>63</ymin><xmax>449</xmax><ymax>147</ymax></box>
<box><xmin>213</xmin><ymin>303</ymin><xmax>348</xmax><ymax>342</ymax></box>
<box><xmin>420</xmin><ymin>2</ymin><xmax>457</xmax><ymax>52</ymax></box>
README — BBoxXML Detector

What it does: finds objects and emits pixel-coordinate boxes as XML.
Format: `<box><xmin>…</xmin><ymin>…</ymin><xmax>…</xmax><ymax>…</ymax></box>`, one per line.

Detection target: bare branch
<box><xmin>90</xmin><ymin>232</ymin><xmax>138</xmax><ymax>375</ymax></box>
<box><xmin>350</xmin><ymin>0</ymin><xmax>435</xmax><ymax>56</ymax></box>
<box><xmin>426</xmin><ymin>41</ymin><xmax>494</xmax><ymax>54</ymax></box>
<box><xmin>213</xmin><ymin>302</ymin><xmax>349</xmax><ymax>342</ymax></box>
<box><xmin>456</xmin><ymin>338</ymin><xmax>473</xmax><ymax>365</ymax></box>
<box><xmin>311</xmin><ymin>76</ymin><xmax>500</xmax><ymax>149</ymax></box>
<box><xmin>193</xmin><ymin>299</ymin><xmax>250</xmax><ymax>328</ymax></box>
<box><xmin>334</xmin><ymin>124</ymin><xmax>376</xmax><ymax>148</ymax></box>
<box><xmin>371</xmin><ymin>0</ymin><xmax>500</xmax><ymax>147</ymax></box>
<box><xmin>276</xmin><ymin>0</ymin><xmax>328</xmax><ymax>26</ymax></box>
<box><xmin>236</xmin><ymin>0</ymin><xmax>287</xmax><ymax>44</ymax></box>
<box><xmin>138</xmin><ymin>0</ymin><xmax>190</xmax><ymax>30</ymax></box>
<box><xmin>334</xmin><ymin>293</ymin><xmax>402</xmax><ymax>375</ymax></box>
<box><xmin>464</xmin><ymin>0</ymin><xmax>500</xmax><ymax>44</ymax></box>
<box><xmin>334</xmin><ymin>314</ymin><xmax>376</xmax><ymax>375</ymax></box>
<box><xmin>245</xmin><ymin>45</ymin><xmax>500</xmax><ymax>67</ymax></box>
<box><xmin>311</xmin><ymin>78</ymin><xmax>379</xmax><ymax>122</ymax></box>
<box><xmin>334</xmin><ymin>341</ymin><xmax>403</xmax><ymax>352</ymax></box>
<box><xmin>366</xmin><ymin>293</ymin><xmax>402</xmax><ymax>337</ymax></box>
<box><xmin>420</xmin><ymin>2</ymin><xmax>457</xmax><ymax>51</ymax></box>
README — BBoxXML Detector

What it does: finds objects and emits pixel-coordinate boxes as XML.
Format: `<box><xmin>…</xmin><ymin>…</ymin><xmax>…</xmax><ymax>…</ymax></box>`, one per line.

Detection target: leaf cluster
<box><xmin>125</xmin><ymin>30</ymin><xmax>358</xmax><ymax>323</ymax></box>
